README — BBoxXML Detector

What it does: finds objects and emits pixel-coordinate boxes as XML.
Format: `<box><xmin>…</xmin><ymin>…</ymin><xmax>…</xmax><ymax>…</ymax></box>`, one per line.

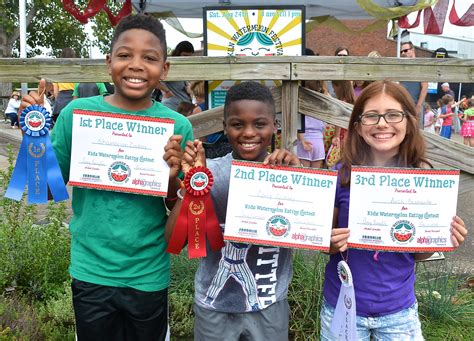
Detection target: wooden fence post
<box><xmin>281</xmin><ymin>80</ymin><xmax>299</xmax><ymax>150</ymax></box>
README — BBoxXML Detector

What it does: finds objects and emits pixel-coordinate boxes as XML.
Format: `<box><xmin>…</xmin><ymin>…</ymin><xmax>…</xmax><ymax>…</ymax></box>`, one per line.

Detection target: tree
<box><xmin>0</xmin><ymin>1</ymin><xmax>116</xmax><ymax>104</ymax></box>
<box><xmin>1</xmin><ymin>0</ymin><xmax>90</xmax><ymax>58</ymax></box>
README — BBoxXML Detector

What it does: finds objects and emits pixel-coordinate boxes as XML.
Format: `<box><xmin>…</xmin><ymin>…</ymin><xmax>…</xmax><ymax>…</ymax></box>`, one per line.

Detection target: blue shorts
<box><xmin>320</xmin><ymin>299</ymin><xmax>424</xmax><ymax>340</ymax></box>
<box><xmin>440</xmin><ymin>125</ymin><xmax>452</xmax><ymax>139</ymax></box>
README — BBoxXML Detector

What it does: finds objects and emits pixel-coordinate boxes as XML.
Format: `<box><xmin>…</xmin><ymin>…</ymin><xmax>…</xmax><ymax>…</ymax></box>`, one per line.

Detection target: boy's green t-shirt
<box><xmin>51</xmin><ymin>95</ymin><xmax>193</xmax><ymax>291</ymax></box>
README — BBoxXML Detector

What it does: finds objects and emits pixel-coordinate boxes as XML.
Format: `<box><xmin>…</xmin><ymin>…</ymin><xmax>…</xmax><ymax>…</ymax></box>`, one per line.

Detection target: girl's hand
<box><xmin>163</xmin><ymin>135</ymin><xmax>183</xmax><ymax>179</ymax></box>
<box><xmin>263</xmin><ymin>149</ymin><xmax>300</xmax><ymax>167</ymax></box>
<box><xmin>302</xmin><ymin>139</ymin><xmax>313</xmax><ymax>151</ymax></box>
<box><xmin>182</xmin><ymin>139</ymin><xmax>206</xmax><ymax>173</ymax></box>
<box><xmin>329</xmin><ymin>228</ymin><xmax>350</xmax><ymax>254</ymax></box>
<box><xmin>332</xmin><ymin>136</ymin><xmax>340</xmax><ymax>148</ymax></box>
<box><xmin>451</xmin><ymin>215</ymin><xmax>468</xmax><ymax>248</ymax></box>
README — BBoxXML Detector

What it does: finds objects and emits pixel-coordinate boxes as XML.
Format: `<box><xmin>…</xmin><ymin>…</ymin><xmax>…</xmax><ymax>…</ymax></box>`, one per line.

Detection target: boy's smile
<box><xmin>224</xmin><ymin>100</ymin><xmax>276</xmax><ymax>162</ymax></box>
<box><xmin>106</xmin><ymin>28</ymin><xmax>169</xmax><ymax>111</ymax></box>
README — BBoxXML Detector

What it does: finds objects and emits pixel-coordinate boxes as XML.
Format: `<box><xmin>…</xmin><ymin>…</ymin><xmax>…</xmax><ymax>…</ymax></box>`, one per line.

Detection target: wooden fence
<box><xmin>0</xmin><ymin>56</ymin><xmax>472</xmax><ymax>194</ymax></box>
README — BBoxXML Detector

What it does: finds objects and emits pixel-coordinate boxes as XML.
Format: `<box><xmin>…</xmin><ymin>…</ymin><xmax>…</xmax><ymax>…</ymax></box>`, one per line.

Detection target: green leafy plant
<box><xmin>168</xmin><ymin>252</ymin><xmax>199</xmax><ymax>338</ymax></box>
<box><xmin>416</xmin><ymin>260</ymin><xmax>474</xmax><ymax>340</ymax></box>
<box><xmin>0</xmin><ymin>145</ymin><xmax>71</xmax><ymax>300</ymax></box>
<box><xmin>288</xmin><ymin>251</ymin><xmax>328</xmax><ymax>340</ymax></box>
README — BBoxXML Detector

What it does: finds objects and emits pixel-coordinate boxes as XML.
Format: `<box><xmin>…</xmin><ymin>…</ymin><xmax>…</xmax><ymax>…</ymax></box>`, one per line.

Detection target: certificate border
<box><xmin>226</xmin><ymin>161</ymin><xmax>335</xmax><ymax>251</ymax></box>
<box><xmin>349</xmin><ymin>166</ymin><xmax>459</xmax><ymax>253</ymax></box>
<box><xmin>224</xmin><ymin>235</ymin><xmax>330</xmax><ymax>252</ymax></box>
<box><xmin>232</xmin><ymin>160</ymin><xmax>338</xmax><ymax>176</ymax></box>
<box><xmin>70</xmin><ymin>110</ymin><xmax>173</xmax><ymax>197</ymax></box>
<box><xmin>68</xmin><ymin>181</ymin><xmax>167</xmax><ymax>197</ymax></box>
<box><xmin>352</xmin><ymin>166</ymin><xmax>460</xmax><ymax>176</ymax></box>
<box><xmin>347</xmin><ymin>242</ymin><xmax>455</xmax><ymax>253</ymax></box>
<box><xmin>73</xmin><ymin>109</ymin><xmax>176</xmax><ymax>124</ymax></box>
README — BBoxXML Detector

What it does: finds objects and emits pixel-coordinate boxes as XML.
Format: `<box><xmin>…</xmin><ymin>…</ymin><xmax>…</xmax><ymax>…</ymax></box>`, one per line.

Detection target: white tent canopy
<box><xmin>131</xmin><ymin>0</ymin><xmax>421</xmax><ymax>19</ymax></box>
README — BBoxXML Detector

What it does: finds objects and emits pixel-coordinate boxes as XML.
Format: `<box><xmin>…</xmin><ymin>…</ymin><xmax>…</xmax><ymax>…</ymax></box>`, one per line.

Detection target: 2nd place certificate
<box><xmin>224</xmin><ymin>161</ymin><xmax>337</xmax><ymax>251</ymax></box>
<box><xmin>348</xmin><ymin>167</ymin><xmax>460</xmax><ymax>252</ymax></box>
<box><xmin>69</xmin><ymin>110</ymin><xmax>174</xmax><ymax>196</ymax></box>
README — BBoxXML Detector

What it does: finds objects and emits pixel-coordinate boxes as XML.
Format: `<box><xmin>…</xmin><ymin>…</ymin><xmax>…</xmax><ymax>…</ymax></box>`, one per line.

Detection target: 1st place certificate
<box><xmin>224</xmin><ymin>161</ymin><xmax>337</xmax><ymax>252</ymax></box>
<box><xmin>348</xmin><ymin>167</ymin><xmax>460</xmax><ymax>252</ymax></box>
<box><xmin>69</xmin><ymin>110</ymin><xmax>174</xmax><ymax>196</ymax></box>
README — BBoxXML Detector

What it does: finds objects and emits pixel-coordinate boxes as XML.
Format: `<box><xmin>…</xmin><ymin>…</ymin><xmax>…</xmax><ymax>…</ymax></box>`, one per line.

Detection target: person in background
<box><xmin>441</xmin><ymin>82</ymin><xmax>455</xmax><ymax>98</ymax></box>
<box><xmin>296</xmin><ymin>48</ymin><xmax>327</xmax><ymax>169</ymax></box>
<box><xmin>326</xmin><ymin>47</ymin><xmax>350</xmax><ymax>97</ymax></box>
<box><xmin>52</xmin><ymin>47</ymin><xmax>76</xmax><ymax>122</ymax></box>
<box><xmin>367</xmin><ymin>50</ymin><xmax>382</xmax><ymax>58</ymax></box>
<box><xmin>157</xmin><ymin>41</ymin><xmax>194</xmax><ymax>111</ymax></box>
<box><xmin>423</xmin><ymin>103</ymin><xmax>436</xmax><ymax>133</ymax></box>
<box><xmin>399</xmin><ymin>41</ymin><xmax>428</xmax><ymax>124</ymax></box>
<box><xmin>4</xmin><ymin>91</ymin><xmax>21</xmax><ymax>128</ymax></box>
<box><xmin>434</xmin><ymin>98</ymin><xmax>443</xmax><ymax>135</ymax></box>
<box><xmin>353</xmin><ymin>81</ymin><xmax>370</xmax><ymax>99</ymax></box>
<box><xmin>439</xmin><ymin>94</ymin><xmax>463</xmax><ymax>139</ymax></box>
<box><xmin>72</xmin><ymin>83</ymin><xmax>108</xmax><ymax>99</ymax></box>
<box><xmin>176</xmin><ymin>101</ymin><xmax>195</xmax><ymax>117</ymax></box>
<box><xmin>460</xmin><ymin>98</ymin><xmax>474</xmax><ymax>146</ymax></box>
<box><xmin>188</xmin><ymin>81</ymin><xmax>206</xmax><ymax>115</ymax></box>
<box><xmin>335</xmin><ymin>46</ymin><xmax>349</xmax><ymax>57</ymax></box>
<box><xmin>331</xmin><ymin>80</ymin><xmax>355</xmax><ymax>150</ymax></box>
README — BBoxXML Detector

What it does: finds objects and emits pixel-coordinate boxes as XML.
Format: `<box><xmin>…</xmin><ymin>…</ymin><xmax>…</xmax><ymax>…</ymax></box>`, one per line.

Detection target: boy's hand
<box><xmin>182</xmin><ymin>139</ymin><xmax>206</xmax><ymax>173</ymax></box>
<box><xmin>164</xmin><ymin>135</ymin><xmax>183</xmax><ymax>179</ymax></box>
<box><xmin>18</xmin><ymin>79</ymin><xmax>46</xmax><ymax>114</ymax></box>
<box><xmin>329</xmin><ymin>228</ymin><xmax>350</xmax><ymax>254</ymax></box>
<box><xmin>263</xmin><ymin>149</ymin><xmax>300</xmax><ymax>167</ymax></box>
<box><xmin>451</xmin><ymin>215</ymin><xmax>467</xmax><ymax>248</ymax></box>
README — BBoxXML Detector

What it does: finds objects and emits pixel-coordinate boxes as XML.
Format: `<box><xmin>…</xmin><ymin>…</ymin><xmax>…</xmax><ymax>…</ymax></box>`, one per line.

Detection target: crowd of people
<box><xmin>423</xmin><ymin>86</ymin><xmax>474</xmax><ymax>146</ymax></box>
<box><xmin>9</xmin><ymin>13</ymin><xmax>471</xmax><ymax>341</ymax></box>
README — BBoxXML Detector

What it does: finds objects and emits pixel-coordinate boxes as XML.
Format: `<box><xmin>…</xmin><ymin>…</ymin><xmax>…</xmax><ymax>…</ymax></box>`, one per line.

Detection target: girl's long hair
<box><xmin>340</xmin><ymin>80</ymin><xmax>430</xmax><ymax>186</ymax></box>
<box><xmin>332</xmin><ymin>80</ymin><xmax>355</xmax><ymax>104</ymax></box>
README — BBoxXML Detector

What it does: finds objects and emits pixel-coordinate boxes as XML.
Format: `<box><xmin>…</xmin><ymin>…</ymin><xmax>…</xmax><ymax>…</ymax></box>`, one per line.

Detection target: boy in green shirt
<box><xmin>19</xmin><ymin>14</ymin><xmax>193</xmax><ymax>340</ymax></box>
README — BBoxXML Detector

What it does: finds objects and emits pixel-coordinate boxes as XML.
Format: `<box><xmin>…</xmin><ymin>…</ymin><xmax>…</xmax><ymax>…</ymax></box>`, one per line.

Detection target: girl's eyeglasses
<box><xmin>359</xmin><ymin>111</ymin><xmax>406</xmax><ymax>125</ymax></box>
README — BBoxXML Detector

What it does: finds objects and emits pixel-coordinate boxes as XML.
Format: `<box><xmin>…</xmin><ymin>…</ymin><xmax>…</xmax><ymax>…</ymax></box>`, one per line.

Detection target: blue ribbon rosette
<box><xmin>5</xmin><ymin>104</ymin><xmax>69</xmax><ymax>204</ymax></box>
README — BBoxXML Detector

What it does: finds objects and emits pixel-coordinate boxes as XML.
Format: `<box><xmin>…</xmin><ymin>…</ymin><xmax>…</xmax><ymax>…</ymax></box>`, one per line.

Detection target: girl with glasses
<box><xmin>320</xmin><ymin>80</ymin><xmax>467</xmax><ymax>340</ymax></box>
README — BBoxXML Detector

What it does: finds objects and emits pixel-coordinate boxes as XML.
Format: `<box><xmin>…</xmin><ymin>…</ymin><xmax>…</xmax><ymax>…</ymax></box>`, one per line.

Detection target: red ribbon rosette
<box><xmin>167</xmin><ymin>167</ymin><xmax>224</xmax><ymax>258</ymax></box>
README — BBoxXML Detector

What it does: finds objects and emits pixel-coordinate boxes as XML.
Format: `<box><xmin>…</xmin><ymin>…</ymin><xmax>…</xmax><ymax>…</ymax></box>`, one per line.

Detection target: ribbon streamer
<box><xmin>103</xmin><ymin>0</ymin><xmax>133</xmax><ymax>27</ymax></box>
<box><xmin>5</xmin><ymin>105</ymin><xmax>69</xmax><ymax>204</ymax></box>
<box><xmin>62</xmin><ymin>0</ymin><xmax>106</xmax><ymax>24</ymax></box>
<box><xmin>167</xmin><ymin>167</ymin><xmax>224</xmax><ymax>258</ymax></box>
<box><xmin>61</xmin><ymin>0</ymin><xmax>132</xmax><ymax>26</ymax></box>
<box><xmin>449</xmin><ymin>0</ymin><xmax>474</xmax><ymax>26</ymax></box>
<box><xmin>398</xmin><ymin>0</ymin><xmax>473</xmax><ymax>34</ymax></box>
<box><xmin>330</xmin><ymin>260</ymin><xmax>357</xmax><ymax>340</ymax></box>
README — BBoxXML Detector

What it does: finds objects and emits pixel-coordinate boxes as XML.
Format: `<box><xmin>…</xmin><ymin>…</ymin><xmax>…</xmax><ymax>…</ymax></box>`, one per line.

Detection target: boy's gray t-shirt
<box><xmin>194</xmin><ymin>153</ymin><xmax>293</xmax><ymax>313</ymax></box>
